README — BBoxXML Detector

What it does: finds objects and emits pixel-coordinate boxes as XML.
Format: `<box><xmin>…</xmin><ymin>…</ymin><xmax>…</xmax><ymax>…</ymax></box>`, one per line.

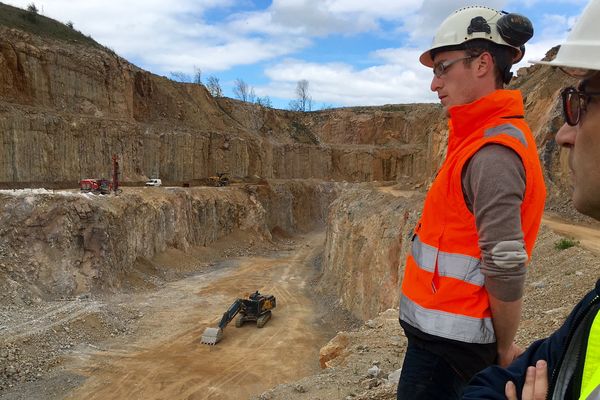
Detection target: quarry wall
<box><xmin>0</xmin><ymin>23</ymin><xmax>584</xmax><ymax>322</ymax></box>
<box><xmin>0</xmin><ymin>27</ymin><xmax>440</xmax><ymax>186</ymax></box>
<box><xmin>0</xmin><ymin>181</ymin><xmax>340</xmax><ymax>305</ymax></box>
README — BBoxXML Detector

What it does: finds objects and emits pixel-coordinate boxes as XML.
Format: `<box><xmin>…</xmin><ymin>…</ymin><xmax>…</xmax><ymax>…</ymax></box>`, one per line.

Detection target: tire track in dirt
<box><xmin>543</xmin><ymin>214</ymin><xmax>600</xmax><ymax>256</ymax></box>
<box><xmin>0</xmin><ymin>301</ymin><xmax>103</xmax><ymax>340</ymax></box>
<box><xmin>63</xmin><ymin>232</ymin><xmax>332</xmax><ymax>400</ymax></box>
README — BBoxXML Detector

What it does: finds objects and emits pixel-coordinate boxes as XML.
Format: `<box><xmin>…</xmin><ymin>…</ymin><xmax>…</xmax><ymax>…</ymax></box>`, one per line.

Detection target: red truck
<box><xmin>79</xmin><ymin>178</ymin><xmax>112</xmax><ymax>194</ymax></box>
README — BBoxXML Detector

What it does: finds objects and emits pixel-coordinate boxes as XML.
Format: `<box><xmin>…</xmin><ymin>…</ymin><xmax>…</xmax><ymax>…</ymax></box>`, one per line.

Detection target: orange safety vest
<box><xmin>400</xmin><ymin>90</ymin><xmax>546</xmax><ymax>344</ymax></box>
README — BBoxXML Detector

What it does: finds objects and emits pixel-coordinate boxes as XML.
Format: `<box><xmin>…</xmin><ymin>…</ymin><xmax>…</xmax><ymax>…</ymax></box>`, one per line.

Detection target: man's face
<box><xmin>430</xmin><ymin>50</ymin><xmax>479</xmax><ymax>115</ymax></box>
<box><xmin>555</xmin><ymin>74</ymin><xmax>600</xmax><ymax>220</ymax></box>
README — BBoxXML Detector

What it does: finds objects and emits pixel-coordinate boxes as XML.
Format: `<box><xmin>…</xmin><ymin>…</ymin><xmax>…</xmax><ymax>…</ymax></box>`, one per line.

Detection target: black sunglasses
<box><xmin>561</xmin><ymin>86</ymin><xmax>600</xmax><ymax>126</ymax></box>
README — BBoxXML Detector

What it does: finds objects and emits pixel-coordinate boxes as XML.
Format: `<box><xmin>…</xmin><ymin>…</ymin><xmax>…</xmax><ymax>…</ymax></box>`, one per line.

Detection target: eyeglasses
<box><xmin>561</xmin><ymin>86</ymin><xmax>600</xmax><ymax>126</ymax></box>
<box><xmin>433</xmin><ymin>56</ymin><xmax>474</xmax><ymax>78</ymax></box>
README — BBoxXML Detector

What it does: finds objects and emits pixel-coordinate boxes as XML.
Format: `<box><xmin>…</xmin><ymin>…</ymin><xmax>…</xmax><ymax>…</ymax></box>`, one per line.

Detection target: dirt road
<box><xmin>543</xmin><ymin>214</ymin><xmax>600</xmax><ymax>256</ymax></box>
<box><xmin>62</xmin><ymin>232</ymin><xmax>334</xmax><ymax>400</ymax></box>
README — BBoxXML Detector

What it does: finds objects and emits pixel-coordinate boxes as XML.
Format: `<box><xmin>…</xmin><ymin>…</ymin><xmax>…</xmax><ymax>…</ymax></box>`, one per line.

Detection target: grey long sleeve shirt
<box><xmin>461</xmin><ymin>144</ymin><xmax>528</xmax><ymax>302</ymax></box>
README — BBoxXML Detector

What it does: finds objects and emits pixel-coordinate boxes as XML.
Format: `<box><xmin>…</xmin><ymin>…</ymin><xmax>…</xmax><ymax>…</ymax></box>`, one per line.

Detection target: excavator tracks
<box><xmin>256</xmin><ymin>311</ymin><xmax>271</xmax><ymax>328</ymax></box>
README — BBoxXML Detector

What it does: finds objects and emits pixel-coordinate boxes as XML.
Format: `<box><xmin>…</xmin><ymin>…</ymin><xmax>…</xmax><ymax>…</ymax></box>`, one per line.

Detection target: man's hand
<box><xmin>498</xmin><ymin>342</ymin><xmax>524</xmax><ymax>368</ymax></box>
<box><xmin>505</xmin><ymin>360</ymin><xmax>548</xmax><ymax>400</ymax></box>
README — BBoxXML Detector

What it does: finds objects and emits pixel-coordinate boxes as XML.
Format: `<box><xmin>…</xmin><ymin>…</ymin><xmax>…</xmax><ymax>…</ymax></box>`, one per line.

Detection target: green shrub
<box><xmin>24</xmin><ymin>3</ymin><xmax>38</xmax><ymax>22</ymax></box>
<box><xmin>555</xmin><ymin>238</ymin><xmax>579</xmax><ymax>250</ymax></box>
<box><xmin>1</xmin><ymin>2</ymin><xmax>102</xmax><ymax>49</ymax></box>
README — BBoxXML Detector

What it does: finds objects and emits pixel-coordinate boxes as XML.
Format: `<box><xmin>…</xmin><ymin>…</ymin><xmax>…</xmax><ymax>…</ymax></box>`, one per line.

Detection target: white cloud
<box><xmin>228</xmin><ymin>0</ymin><xmax>424</xmax><ymax>37</ymax></box>
<box><xmin>260</xmin><ymin>51</ymin><xmax>437</xmax><ymax>107</ymax></box>
<box><xmin>516</xmin><ymin>12</ymin><xmax>578</xmax><ymax>68</ymax></box>
<box><xmin>154</xmin><ymin>38</ymin><xmax>311</xmax><ymax>72</ymax></box>
<box><xmin>3</xmin><ymin>0</ymin><xmax>587</xmax><ymax>107</ymax></box>
<box><xmin>5</xmin><ymin>0</ymin><xmax>309</xmax><ymax>74</ymax></box>
<box><xmin>508</xmin><ymin>0</ymin><xmax>587</xmax><ymax>7</ymax></box>
<box><xmin>400</xmin><ymin>0</ymin><xmax>509</xmax><ymax>43</ymax></box>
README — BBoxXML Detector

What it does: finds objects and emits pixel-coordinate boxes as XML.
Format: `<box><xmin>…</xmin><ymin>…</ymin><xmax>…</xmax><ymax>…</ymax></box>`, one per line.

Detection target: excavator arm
<box><xmin>201</xmin><ymin>298</ymin><xmax>243</xmax><ymax>345</ymax></box>
<box><xmin>218</xmin><ymin>299</ymin><xmax>242</xmax><ymax>330</ymax></box>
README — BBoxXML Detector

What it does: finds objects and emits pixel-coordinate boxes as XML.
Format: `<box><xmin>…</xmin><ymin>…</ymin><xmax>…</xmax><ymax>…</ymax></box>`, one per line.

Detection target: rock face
<box><xmin>318</xmin><ymin>187</ymin><xmax>424</xmax><ymax>319</ymax></box>
<box><xmin>0</xmin><ymin>10</ymin><xmax>584</xmax><ymax>329</ymax></box>
<box><xmin>0</xmin><ymin>26</ymin><xmax>443</xmax><ymax>186</ymax></box>
<box><xmin>0</xmin><ymin>182</ymin><xmax>339</xmax><ymax>304</ymax></box>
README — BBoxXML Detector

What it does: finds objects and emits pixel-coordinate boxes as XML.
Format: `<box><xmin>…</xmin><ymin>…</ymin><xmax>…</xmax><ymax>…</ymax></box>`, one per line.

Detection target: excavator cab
<box><xmin>201</xmin><ymin>291</ymin><xmax>276</xmax><ymax>345</ymax></box>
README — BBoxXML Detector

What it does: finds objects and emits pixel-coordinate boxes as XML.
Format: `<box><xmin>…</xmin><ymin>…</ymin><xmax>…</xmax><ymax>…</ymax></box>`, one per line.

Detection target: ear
<box><xmin>474</xmin><ymin>52</ymin><xmax>494</xmax><ymax>78</ymax></box>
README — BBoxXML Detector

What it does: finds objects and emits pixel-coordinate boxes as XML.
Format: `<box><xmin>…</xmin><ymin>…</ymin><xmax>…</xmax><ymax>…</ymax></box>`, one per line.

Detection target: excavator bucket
<box><xmin>201</xmin><ymin>327</ymin><xmax>223</xmax><ymax>345</ymax></box>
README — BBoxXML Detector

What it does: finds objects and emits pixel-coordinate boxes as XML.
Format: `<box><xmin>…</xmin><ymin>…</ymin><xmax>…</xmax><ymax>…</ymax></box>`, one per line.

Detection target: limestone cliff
<box><xmin>317</xmin><ymin>187</ymin><xmax>424</xmax><ymax>319</ymax></box>
<box><xmin>0</xmin><ymin>23</ymin><xmax>440</xmax><ymax>186</ymax></box>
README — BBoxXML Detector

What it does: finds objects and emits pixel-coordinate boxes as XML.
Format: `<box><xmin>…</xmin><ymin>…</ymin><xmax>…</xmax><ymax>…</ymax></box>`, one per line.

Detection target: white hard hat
<box><xmin>420</xmin><ymin>6</ymin><xmax>533</xmax><ymax>67</ymax></box>
<box><xmin>530</xmin><ymin>0</ymin><xmax>600</xmax><ymax>73</ymax></box>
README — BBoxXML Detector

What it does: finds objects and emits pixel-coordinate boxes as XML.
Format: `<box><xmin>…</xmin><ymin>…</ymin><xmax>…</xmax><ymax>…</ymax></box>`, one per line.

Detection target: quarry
<box><xmin>1</xmin><ymin>4</ymin><xmax>600</xmax><ymax>400</ymax></box>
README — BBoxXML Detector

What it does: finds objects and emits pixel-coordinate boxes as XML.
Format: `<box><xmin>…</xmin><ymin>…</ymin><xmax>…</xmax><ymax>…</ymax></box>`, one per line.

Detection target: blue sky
<box><xmin>5</xmin><ymin>0</ymin><xmax>589</xmax><ymax>109</ymax></box>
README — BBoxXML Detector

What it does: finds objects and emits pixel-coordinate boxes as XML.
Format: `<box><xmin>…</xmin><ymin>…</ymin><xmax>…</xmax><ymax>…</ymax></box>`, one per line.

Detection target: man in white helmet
<box><xmin>463</xmin><ymin>0</ymin><xmax>600</xmax><ymax>398</ymax></box>
<box><xmin>397</xmin><ymin>6</ymin><xmax>546</xmax><ymax>399</ymax></box>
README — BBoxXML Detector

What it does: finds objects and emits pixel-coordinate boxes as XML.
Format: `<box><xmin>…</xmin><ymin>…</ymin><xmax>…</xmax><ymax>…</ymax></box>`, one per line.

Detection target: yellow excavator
<box><xmin>201</xmin><ymin>291</ymin><xmax>276</xmax><ymax>345</ymax></box>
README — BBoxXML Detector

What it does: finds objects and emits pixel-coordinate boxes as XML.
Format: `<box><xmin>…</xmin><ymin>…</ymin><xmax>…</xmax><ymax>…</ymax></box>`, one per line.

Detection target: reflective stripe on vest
<box><xmin>580</xmin><ymin>310</ymin><xmax>600</xmax><ymax>399</ymax></box>
<box><xmin>484</xmin><ymin>123</ymin><xmax>527</xmax><ymax>146</ymax></box>
<box><xmin>411</xmin><ymin>236</ymin><xmax>485</xmax><ymax>287</ymax></box>
<box><xmin>401</xmin><ymin>295</ymin><xmax>495</xmax><ymax>343</ymax></box>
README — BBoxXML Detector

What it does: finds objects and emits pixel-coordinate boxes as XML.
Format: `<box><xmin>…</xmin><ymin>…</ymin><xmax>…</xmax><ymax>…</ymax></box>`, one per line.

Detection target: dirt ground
<box><xmin>0</xmin><ymin>230</ymin><xmax>358</xmax><ymax>400</ymax></box>
<box><xmin>65</xmin><ymin>232</ymin><xmax>336</xmax><ymax>400</ymax></box>
<box><xmin>1</xmin><ymin>212</ymin><xmax>600</xmax><ymax>400</ymax></box>
<box><xmin>543</xmin><ymin>213</ymin><xmax>600</xmax><ymax>255</ymax></box>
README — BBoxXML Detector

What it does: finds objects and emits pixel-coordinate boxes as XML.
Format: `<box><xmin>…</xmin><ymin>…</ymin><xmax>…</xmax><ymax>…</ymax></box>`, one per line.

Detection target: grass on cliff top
<box><xmin>0</xmin><ymin>2</ymin><xmax>103</xmax><ymax>49</ymax></box>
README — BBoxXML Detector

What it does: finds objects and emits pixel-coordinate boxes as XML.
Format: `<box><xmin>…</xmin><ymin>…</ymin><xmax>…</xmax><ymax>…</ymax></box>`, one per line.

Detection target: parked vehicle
<box><xmin>79</xmin><ymin>178</ymin><xmax>112</xmax><ymax>194</ymax></box>
<box><xmin>145</xmin><ymin>178</ymin><xmax>162</xmax><ymax>187</ymax></box>
<box><xmin>78</xmin><ymin>155</ymin><xmax>120</xmax><ymax>195</ymax></box>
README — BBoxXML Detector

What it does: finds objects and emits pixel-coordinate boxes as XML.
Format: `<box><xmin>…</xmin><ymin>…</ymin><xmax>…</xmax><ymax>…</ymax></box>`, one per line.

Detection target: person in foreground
<box><xmin>397</xmin><ymin>5</ymin><xmax>546</xmax><ymax>400</ymax></box>
<box><xmin>463</xmin><ymin>0</ymin><xmax>600</xmax><ymax>398</ymax></box>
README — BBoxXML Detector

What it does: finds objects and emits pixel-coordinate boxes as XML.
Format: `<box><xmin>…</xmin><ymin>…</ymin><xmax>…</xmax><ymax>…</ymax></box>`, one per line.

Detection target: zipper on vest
<box><xmin>547</xmin><ymin>294</ymin><xmax>600</xmax><ymax>399</ymax></box>
<box><xmin>411</xmin><ymin>222</ymin><xmax>421</xmax><ymax>241</ymax></box>
<box><xmin>501</xmin><ymin>115</ymin><xmax>524</xmax><ymax>119</ymax></box>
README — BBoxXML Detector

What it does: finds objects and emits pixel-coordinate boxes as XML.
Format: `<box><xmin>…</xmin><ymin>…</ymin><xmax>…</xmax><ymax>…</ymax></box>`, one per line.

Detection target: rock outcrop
<box><xmin>0</xmin><ymin>181</ymin><xmax>339</xmax><ymax>304</ymax></box>
<box><xmin>0</xmin><ymin>25</ymin><xmax>443</xmax><ymax>186</ymax></box>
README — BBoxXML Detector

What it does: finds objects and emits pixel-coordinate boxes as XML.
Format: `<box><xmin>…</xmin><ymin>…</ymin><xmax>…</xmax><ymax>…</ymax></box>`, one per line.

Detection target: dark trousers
<box><xmin>397</xmin><ymin>341</ymin><xmax>466</xmax><ymax>400</ymax></box>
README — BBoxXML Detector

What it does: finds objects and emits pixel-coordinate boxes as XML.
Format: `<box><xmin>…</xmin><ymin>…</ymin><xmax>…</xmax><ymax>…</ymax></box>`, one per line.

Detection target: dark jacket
<box><xmin>463</xmin><ymin>279</ymin><xmax>600</xmax><ymax>399</ymax></box>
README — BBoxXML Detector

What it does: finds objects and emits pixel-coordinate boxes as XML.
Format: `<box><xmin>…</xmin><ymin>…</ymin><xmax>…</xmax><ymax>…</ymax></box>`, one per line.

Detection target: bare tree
<box><xmin>169</xmin><ymin>71</ymin><xmax>191</xmax><ymax>83</ymax></box>
<box><xmin>255</xmin><ymin>96</ymin><xmax>272</xmax><ymax>108</ymax></box>
<box><xmin>206</xmin><ymin>75</ymin><xmax>223</xmax><ymax>97</ymax></box>
<box><xmin>192</xmin><ymin>66</ymin><xmax>202</xmax><ymax>84</ymax></box>
<box><xmin>289</xmin><ymin>79</ymin><xmax>312</xmax><ymax>112</ymax></box>
<box><xmin>248</xmin><ymin>87</ymin><xmax>256</xmax><ymax>104</ymax></box>
<box><xmin>233</xmin><ymin>78</ymin><xmax>250</xmax><ymax>101</ymax></box>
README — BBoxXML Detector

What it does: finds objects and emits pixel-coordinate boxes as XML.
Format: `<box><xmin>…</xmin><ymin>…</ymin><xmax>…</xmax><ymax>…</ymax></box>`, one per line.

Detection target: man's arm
<box><xmin>462</xmin><ymin>144</ymin><xmax>527</xmax><ymax>362</ymax></box>
<box><xmin>489</xmin><ymin>296</ymin><xmax>523</xmax><ymax>367</ymax></box>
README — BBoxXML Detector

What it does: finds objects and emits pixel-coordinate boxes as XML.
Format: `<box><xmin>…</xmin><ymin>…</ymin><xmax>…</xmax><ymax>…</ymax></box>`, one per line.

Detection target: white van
<box><xmin>145</xmin><ymin>178</ymin><xmax>162</xmax><ymax>187</ymax></box>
